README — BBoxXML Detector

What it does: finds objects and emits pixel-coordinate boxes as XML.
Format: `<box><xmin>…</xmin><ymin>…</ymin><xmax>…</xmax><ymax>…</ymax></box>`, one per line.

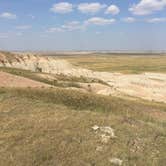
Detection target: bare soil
<box><xmin>0</xmin><ymin>71</ymin><xmax>50</xmax><ymax>88</ymax></box>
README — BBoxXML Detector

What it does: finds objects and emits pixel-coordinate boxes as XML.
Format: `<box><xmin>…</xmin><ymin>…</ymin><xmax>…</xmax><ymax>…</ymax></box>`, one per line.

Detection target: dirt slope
<box><xmin>0</xmin><ymin>71</ymin><xmax>50</xmax><ymax>88</ymax></box>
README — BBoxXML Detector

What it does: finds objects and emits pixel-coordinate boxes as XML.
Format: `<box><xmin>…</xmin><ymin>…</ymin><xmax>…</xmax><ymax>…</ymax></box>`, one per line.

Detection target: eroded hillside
<box><xmin>0</xmin><ymin>51</ymin><xmax>166</xmax><ymax>103</ymax></box>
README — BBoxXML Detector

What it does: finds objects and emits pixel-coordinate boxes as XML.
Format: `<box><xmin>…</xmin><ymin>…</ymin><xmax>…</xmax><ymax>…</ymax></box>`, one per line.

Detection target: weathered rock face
<box><xmin>1</xmin><ymin>51</ymin><xmax>166</xmax><ymax>103</ymax></box>
<box><xmin>0</xmin><ymin>52</ymin><xmax>94</xmax><ymax>77</ymax></box>
<box><xmin>0</xmin><ymin>52</ymin><xmax>73</xmax><ymax>73</ymax></box>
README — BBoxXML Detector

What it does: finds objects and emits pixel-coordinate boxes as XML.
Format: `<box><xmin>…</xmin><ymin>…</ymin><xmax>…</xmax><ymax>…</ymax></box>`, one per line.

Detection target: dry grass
<box><xmin>56</xmin><ymin>54</ymin><xmax>166</xmax><ymax>74</ymax></box>
<box><xmin>0</xmin><ymin>67</ymin><xmax>108</xmax><ymax>88</ymax></box>
<box><xmin>4</xmin><ymin>87</ymin><xmax>166</xmax><ymax>119</ymax></box>
<box><xmin>0</xmin><ymin>53</ymin><xmax>166</xmax><ymax>165</ymax></box>
<box><xmin>0</xmin><ymin>87</ymin><xmax>166</xmax><ymax>166</ymax></box>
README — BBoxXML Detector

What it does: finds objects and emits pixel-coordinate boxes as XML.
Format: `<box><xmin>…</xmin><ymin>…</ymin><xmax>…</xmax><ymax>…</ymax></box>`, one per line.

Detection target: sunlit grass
<box><xmin>0</xmin><ymin>87</ymin><xmax>166</xmax><ymax>165</ymax></box>
<box><xmin>57</xmin><ymin>54</ymin><xmax>166</xmax><ymax>74</ymax></box>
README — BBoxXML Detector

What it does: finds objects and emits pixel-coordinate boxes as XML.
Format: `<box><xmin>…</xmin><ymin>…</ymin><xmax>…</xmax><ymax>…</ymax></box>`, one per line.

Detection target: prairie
<box><xmin>0</xmin><ymin>88</ymin><xmax>166</xmax><ymax>166</ymax></box>
<box><xmin>0</xmin><ymin>51</ymin><xmax>166</xmax><ymax>166</ymax></box>
<box><xmin>56</xmin><ymin>54</ymin><xmax>166</xmax><ymax>74</ymax></box>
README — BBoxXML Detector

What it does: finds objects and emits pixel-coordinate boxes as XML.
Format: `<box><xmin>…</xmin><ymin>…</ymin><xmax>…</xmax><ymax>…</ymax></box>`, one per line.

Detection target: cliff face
<box><xmin>0</xmin><ymin>52</ymin><xmax>93</xmax><ymax>77</ymax></box>
<box><xmin>0</xmin><ymin>52</ymin><xmax>73</xmax><ymax>73</ymax></box>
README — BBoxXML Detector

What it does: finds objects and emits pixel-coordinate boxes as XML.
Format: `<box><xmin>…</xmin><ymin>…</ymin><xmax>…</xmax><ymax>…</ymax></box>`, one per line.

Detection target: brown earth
<box><xmin>0</xmin><ymin>71</ymin><xmax>50</xmax><ymax>88</ymax></box>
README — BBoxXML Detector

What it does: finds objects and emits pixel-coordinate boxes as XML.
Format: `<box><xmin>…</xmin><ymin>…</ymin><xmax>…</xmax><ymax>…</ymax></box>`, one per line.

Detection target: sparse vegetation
<box><xmin>0</xmin><ymin>87</ymin><xmax>166</xmax><ymax>166</ymax></box>
<box><xmin>57</xmin><ymin>54</ymin><xmax>166</xmax><ymax>74</ymax></box>
<box><xmin>3</xmin><ymin>87</ymin><xmax>166</xmax><ymax>119</ymax></box>
<box><xmin>0</xmin><ymin>67</ymin><xmax>108</xmax><ymax>88</ymax></box>
<box><xmin>0</xmin><ymin>52</ymin><xmax>166</xmax><ymax>166</ymax></box>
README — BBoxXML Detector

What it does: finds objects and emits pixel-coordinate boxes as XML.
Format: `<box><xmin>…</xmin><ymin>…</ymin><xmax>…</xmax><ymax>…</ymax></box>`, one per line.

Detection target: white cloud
<box><xmin>85</xmin><ymin>17</ymin><xmax>116</xmax><ymax>25</ymax></box>
<box><xmin>122</xmin><ymin>17</ymin><xmax>136</xmax><ymax>23</ymax></box>
<box><xmin>0</xmin><ymin>12</ymin><xmax>17</xmax><ymax>19</ymax></box>
<box><xmin>50</xmin><ymin>2</ymin><xmax>73</xmax><ymax>14</ymax></box>
<box><xmin>78</xmin><ymin>3</ymin><xmax>106</xmax><ymax>14</ymax></box>
<box><xmin>47</xmin><ymin>27</ymin><xmax>64</xmax><ymax>33</ymax></box>
<box><xmin>47</xmin><ymin>21</ymin><xmax>85</xmax><ymax>33</ymax></box>
<box><xmin>16</xmin><ymin>25</ymin><xmax>31</xmax><ymax>30</ymax></box>
<box><xmin>61</xmin><ymin>21</ymin><xmax>85</xmax><ymax>31</ymax></box>
<box><xmin>129</xmin><ymin>0</ymin><xmax>166</xmax><ymax>15</ymax></box>
<box><xmin>105</xmin><ymin>5</ymin><xmax>120</xmax><ymax>15</ymax></box>
<box><xmin>147</xmin><ymin>17</ymin><xmax>166</xmax><ymax>23</ymax></box>
<box><xmin>47</xmin><ymin>17</ymin><xmax>116</xmax><ymax>33</ymax></box>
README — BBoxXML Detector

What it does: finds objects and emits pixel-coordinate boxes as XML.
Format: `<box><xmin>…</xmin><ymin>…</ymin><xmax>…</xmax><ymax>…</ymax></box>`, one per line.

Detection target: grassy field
<box><xmin>56</xmin><ymin>54</ymin><xmax>166</xmax><ymax>74</ymax></box>
<box><xmin>0</xmin><ymin>87</ymin><xmax>166</xmax><ymax>166</ymax></box>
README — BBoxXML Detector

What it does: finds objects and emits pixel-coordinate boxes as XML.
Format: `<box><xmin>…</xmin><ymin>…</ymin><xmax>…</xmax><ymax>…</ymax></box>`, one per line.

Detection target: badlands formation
<box><xmin>0</xmin><ymin>52</ymin><xmax>166</xmax><ymax>103</ymax></box>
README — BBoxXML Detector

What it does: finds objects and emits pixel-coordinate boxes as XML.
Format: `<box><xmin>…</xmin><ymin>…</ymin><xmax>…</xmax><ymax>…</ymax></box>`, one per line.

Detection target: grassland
<box><xmin>56</xmin><ymin>54</ymin><xmax>166</xmax><ymax>74</ymax></box>
<box><xmin>0</xmin><ymin>87</ymin><xmax>166</xmax><ymax>166</ymax></box>
<box><xmin>0</xmin><ymin>52</ymin><xmax>166</xmax><ymax>165</ymax></box>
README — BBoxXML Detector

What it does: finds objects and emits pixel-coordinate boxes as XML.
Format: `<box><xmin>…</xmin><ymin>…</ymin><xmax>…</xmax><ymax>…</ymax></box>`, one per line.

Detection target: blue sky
<box><xmin>0</xmin><ymin>0</ymin><xmax>166</xmax><ymax>51</ymax></box>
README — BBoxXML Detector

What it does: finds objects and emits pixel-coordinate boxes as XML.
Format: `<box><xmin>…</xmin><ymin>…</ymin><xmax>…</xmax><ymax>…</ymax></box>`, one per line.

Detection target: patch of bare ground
<box><xmin>0</xmin><ymin>71</ymin><xmax>50</xmax><ymax>88</ymax></box>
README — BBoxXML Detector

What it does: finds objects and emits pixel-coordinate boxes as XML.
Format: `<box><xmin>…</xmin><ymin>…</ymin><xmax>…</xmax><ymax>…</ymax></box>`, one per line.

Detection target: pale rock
<box><xmin>109</xmin><ymin>158</ymin><xmax>123</xmax><ymax>165</ymax></box>
<box><xmin>96</xmin><ymin>146</ymin><xmax>103</xmax><ymax>152</ymax></box>
<box><xmin>100</xmin><ymin>126</ymin><xmax>115</xmax><ymax>138</ymax></box>
<box><xmin>101</xmin><ymin>134</ymin><xmax>111</xmax><ymax>144</ymax></box>
<box><xmin>92</xmin><ymin>125</ymin><xmax>99</xmax><ymax>131</ymax></box>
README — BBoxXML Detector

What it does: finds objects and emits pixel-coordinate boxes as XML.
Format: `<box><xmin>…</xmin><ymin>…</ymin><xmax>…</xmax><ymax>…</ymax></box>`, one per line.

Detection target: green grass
<box><xmin>0</xmin><ymin>87</ymin><xmax>166</xmax><ymax>166</ymax></box>
<box><xmin>56</xmin><ymin>54</ymin><xmax>166</xmax><ymax>74</ymax></box>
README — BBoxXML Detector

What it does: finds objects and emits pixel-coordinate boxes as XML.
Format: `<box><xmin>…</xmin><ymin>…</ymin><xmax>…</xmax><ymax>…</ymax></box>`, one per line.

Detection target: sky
<box><xmin>0</xmin><ymin>0</ymin><xmax>166</xmax><ymax>51</ymax></box>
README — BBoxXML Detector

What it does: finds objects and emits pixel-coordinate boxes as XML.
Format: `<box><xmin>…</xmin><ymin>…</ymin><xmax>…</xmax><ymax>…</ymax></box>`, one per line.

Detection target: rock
<box><xmin>92</xmin><ymin>125</ymin><xmax>99</xmax><ymax>131</ymax></box>
<box><xmin>101</xmin><ymin>134</ymin><xmax>111</xmax><ymax>144</ymax></box>
<box><xmin>100</xmin><ymin>126</ymin><xmax>115</xmax><ymax>138</ymax></box>
<box><xmin>92</xmin><ymin>125</ymin><xmax>116</xmax><ymax>143</ymax></box>
<box><xmin>96</xmin><ymin>146</ymin><xmax>103</xmax><ymax>152</ymax></box>
<box><xmin>109</xmin><ymin>158</ymin><xmax>123</xmax><ymax>166</ymax></box>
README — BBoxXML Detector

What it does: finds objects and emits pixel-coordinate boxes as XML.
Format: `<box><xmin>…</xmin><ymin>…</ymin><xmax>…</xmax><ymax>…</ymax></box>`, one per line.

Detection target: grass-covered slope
<box><xmin>0</xmin><ymin>67</ymin><xmax>108</xmax><ymax>88</ymax></box>
<box><xmin>0</xmin><ymin>88</ymin><xmax>166</xmax><ymax>166</ymax></box>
